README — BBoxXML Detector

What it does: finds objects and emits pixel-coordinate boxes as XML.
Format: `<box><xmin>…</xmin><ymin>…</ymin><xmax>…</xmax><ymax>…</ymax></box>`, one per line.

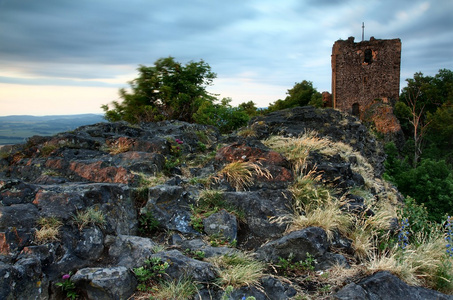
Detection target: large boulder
<box><xmin>107</xmin><ymin>235</ymin><xmax>158</xmax><ymax>268</ymax></box>
<box><xmin>71</xmin><ymin>266</ymin><xmax>137</xmax><ymax>300</ymax></box>
<box><xmin>256</xmin><ymin>227</ymin><xmax>329</xmax><ymax>264</ymax></box>
<box><xmin>334</xmin><ymin>271</ymin><xmax>453</xmax><ymax>300</ymax></box>
<box><xmin>141</xmin><ymin>184</ymin><xmax>197</xmax><ymax>234</ymax></box>
<box><xmin>151</xmin><ymin>250</ymin><xmax>218</xmax><ymax>283</ymax></box>
<box><xmin>203</xmin><ymin>209</ymin><xmax>238</xmax><ymax>243</ymax></box>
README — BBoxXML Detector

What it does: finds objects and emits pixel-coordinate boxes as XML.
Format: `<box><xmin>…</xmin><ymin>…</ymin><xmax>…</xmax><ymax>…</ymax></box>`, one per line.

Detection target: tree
<box><xmin>102</xmin><ymin>57</ymin><xmax>216</xmax><ymax>124</ymax></box>
<box><xmin>193</xmin><ymin>97</ymin><xmax>249</xmax><ymax>133</ymax></box>
<box><xmin>267</xmin><ymin>80</ymin><xmax>321</xmax><ymax>112</ymax></box>
<box><xmin>426</xmin><ymin>102</ymin><xmax>453</xmax><ymax>164</ymax></box>
<box><xmin>397</xmin><ymin>69</ymin><xmax>453</xmax><ymax>166</ymax></box>
<box><xmin>237</xmin><ymin>101</ymin><xmax>259</xmax><ymax>117</ymax></box>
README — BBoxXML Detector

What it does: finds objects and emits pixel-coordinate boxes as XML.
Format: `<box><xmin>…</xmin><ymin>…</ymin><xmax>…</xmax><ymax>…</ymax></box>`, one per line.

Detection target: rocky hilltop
<box><xmin>0</xmin><ymin>106</ymin><xmax>451</xmax><ymax>300</ymax></box>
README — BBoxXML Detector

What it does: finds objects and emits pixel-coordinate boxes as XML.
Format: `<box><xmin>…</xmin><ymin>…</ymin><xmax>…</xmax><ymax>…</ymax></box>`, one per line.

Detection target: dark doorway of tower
<box><xmin>352</xmin><ymin>103</ymin><xmax>360</xmax><ymax>117</ymax></box>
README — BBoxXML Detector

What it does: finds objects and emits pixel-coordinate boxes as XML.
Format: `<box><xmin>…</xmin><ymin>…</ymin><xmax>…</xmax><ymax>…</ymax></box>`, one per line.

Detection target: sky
<box><xmin>0</xmin><ymin>0</ymin><xmax>452</xmax><ymax>116</ymax></box>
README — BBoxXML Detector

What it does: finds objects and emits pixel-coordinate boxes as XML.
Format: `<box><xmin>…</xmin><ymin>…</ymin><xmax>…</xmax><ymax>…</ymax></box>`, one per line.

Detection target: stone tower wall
<box><xmin>331</xmin><ymin>36</ymin><xmax>401</xmax><ymax>117</ymax></box>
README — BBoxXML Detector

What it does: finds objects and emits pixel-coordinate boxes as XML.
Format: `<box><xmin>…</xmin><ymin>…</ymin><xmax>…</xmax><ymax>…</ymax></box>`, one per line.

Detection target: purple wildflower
<box><xmin>62</xmin><ymin>274</ymin><xmax>71</xmax><ymax>280</ymax></box>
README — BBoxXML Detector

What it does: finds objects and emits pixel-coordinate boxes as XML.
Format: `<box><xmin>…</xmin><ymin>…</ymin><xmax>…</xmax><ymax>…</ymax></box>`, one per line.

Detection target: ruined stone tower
<box><xmin>331</xmin><ymin>36</ymin><xmax>402</xmax><ymax>118</ymax></box>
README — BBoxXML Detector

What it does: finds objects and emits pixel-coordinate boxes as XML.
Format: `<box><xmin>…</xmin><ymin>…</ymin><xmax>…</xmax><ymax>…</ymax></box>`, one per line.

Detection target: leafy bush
<box><xmin>133</xmin><ymin>257</ymin><xmax>169</xmax><ymax>291</ymax></box>
<box><xmin>193</xmin><ymin>98</ymin><xmax>250</xmax><ymax>134</ymax></box>
<box><xmin>394</xmin><ymin>159</ymin><xmax>453</xmax><ymax>222</ymax></box>
<box><xmin>138</xmin><ymin>211</ymin><xmax>160</xmax><ymax>234</ymax></box>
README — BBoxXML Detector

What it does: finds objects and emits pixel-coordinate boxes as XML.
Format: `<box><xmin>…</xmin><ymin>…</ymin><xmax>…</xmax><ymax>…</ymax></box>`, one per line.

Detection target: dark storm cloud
<box><xmin>0</xmin><ymin>0</ymin><xmax>256</xmax><ymax>72</ymax></box>
<box><xmin>0</xmin><ymin>0</ymin><xmax>452</xmax><ymax>95</ymax></box>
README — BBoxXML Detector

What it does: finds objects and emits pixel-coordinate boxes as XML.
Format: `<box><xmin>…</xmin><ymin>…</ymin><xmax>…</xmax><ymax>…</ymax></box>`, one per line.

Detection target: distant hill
<box><xmin>0</xmin><ymin>114</ymin><xmax>105</xmax><ymax>145</ymax></box>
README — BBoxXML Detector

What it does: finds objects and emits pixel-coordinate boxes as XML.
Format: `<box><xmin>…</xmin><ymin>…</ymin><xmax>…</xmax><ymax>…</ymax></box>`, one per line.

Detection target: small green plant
<box><xmin>168</xmin><ymin>138</ymin><xmax>184</xmax><ymax>157</ymax></box>
<box><xmin>195</xmin><ymin>130</ymin><xmax>210</xmax><ymax>144</ymax></box>
<box><xmin>72</xmin><ymin>207</ymin><xmax>106</xmax><ymax>230</ymax></box>
<box><xmin>184</xmin><ymin>249</ymin><xmax>206</xmax><ymax>260</ymax></box>
<box><xmin>133</xmin><ymin>257</ymin><xmax>169</xmax><ymax>292</ymax></box>
<box><xmin>277</xmin><ymin>253</ymin><xmax>316</xmax><ymax>276</ymax></box>
<box><xmin>55</xmin><ymin>273</ymin><xmax>78</xmax><ymax>300</ymax></box>
<box><xmin>319</xmin><ymin>284</ymin><xmax>331</xmax><ymax>294</ymax></box>
<box><xmin>42</xmin><ymin>169</ymin><xmax>61</xmax><ymax>177</ymax></box>
<box><xmin>221</xmin><ymin>285</ymin><xmax>234</xmax><ymax>300</ymax></box>
<box><xmin>190</xmin><ymin>213</ymin><xmax>205</xmax><ymax>233</ymax></box>
<box><xmin>138</xmin><ymin>211</ymin><xmax>160</xmax><ymax>234</ymax></box>
<box><xmin>40</xmin><ymin>144</ymin><xmax>57</xmax><ymax>157</ymax></box>
<box><xmin>197</xmin><ymin>141</ymin><xmax>207</xmax><ymax>152</ymax></box>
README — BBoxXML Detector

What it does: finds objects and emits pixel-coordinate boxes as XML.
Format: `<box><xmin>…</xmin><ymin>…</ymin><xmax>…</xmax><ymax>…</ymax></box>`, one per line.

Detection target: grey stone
<box><xmin>141</xmin><ymin>185</ymin><xmax>197</xmax><ymax>234</ymax></box>
<box><xmin>151</xmin><ymin>250</ymin><xmax>218</xmax><ymax>282</ymax></box>
<box><xmin>334</xmin><ymin>271</ymin><xmax>453</xmax><ymax>300</ymax></box>
<box><xmin>203</xmin><ymin>209</ymin><xmax>237</xmax><ymax>242</ymax></box>
<box><xmin>256</xmin><ymin>227</ymin><xmax>329</xmax><ymax>263</ymax></box>
<box><xmin>107</xmin><ymin>234</ymin><xmax>157</xmax><ymax>268</ymax></box>
<box><xmin>71</xmin><ymin>266</ymin><xmax>137</xmax><ymax>300</ymax></box>
<box><xmin>0</xmin><ymin>203</ymin><xmax>39</xmax><ymax>230</ymax></box>
<box><xmin>74</xmin><ymin>226</ymin><xmax>104</xmax><ymax>261</ymax></box>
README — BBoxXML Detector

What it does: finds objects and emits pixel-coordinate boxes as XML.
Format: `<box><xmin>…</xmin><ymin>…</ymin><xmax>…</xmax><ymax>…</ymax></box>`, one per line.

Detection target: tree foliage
<box><xmin>267</xmin><ymin>80</ymin><xmax>322</xmax><ymax>112</ymax></box>
<box><xmin>386</xmin><ymin>69</ymin><xmax>453</xmax><ymax>222</ymax></box>
<box><xmin>193</xmin><ymin>98</ymin><xmax>250</xmax><ymax>134</ymax></box>
<box><xmin>102</xmin><ymin>57</ymin><xmax>216</xmax><ymax>124</ymax></box>
<box><xmin>393</xmin><ymin>159</ymin><xmax>453</xmax><ymax>222</ymax></box>
<box><xmin>396</xmin><ymin>69</ymin><xmax>453</xmax><ymax>165</ymax></box>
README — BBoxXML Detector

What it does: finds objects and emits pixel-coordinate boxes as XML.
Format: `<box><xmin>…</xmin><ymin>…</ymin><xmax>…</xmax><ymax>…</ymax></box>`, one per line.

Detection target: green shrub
<box><xmin>138</xmin><ymin>211</ymin><xmax>160</xmax><ymax>234</ymax></box>
<box><xmin>394</xmin><ymin>159</ymin><xmax>453</xmax><ymax>222</ymax></box>
<box><xmin>133</xmin><ymin>257</ymin><xmax>169</xmax><ymax>291</ymax></box>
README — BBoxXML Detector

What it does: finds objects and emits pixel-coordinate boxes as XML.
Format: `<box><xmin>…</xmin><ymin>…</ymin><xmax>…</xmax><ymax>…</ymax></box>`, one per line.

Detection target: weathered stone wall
<box><xmin>331</xmin><ymin>36</ymin><xmax>401</xmax><ymax>117</ymax></box>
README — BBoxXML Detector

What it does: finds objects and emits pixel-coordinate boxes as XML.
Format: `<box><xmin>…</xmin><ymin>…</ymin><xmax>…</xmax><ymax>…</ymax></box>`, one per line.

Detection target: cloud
<box><xmin>0</xmin><ymin>0</ymin><xmax>452</xmax><ymax>115</ymax></box>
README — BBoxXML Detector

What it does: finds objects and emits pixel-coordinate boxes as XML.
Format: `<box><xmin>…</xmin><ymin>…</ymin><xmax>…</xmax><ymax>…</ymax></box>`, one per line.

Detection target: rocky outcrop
<box><xmin>0</xmin><ymin>107</ymin><xmax>448</xmax><ymax>299</ymax></box>
<box><xmin>250</xmin><ymin>106</ymin><xmax>386</xmax><ymax>177</ymax></box>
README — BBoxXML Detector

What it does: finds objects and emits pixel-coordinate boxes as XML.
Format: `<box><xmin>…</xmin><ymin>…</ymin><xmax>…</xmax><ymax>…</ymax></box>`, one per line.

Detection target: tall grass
<box><xmin>263</xmin><ymin>130</ymin><xmax>328</xmax><ymax>174</ymax></box>
<box><xmin>272</xmin><ymin>169</ymin><xmax>352</xmax><ymax>241</ymax></box>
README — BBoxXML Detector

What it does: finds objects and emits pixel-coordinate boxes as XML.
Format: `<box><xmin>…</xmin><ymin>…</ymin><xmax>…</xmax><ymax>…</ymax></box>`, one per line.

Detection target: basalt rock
<box><xmin>0</xmin><ymin>108</ymin><xmax>449</xmax><ymax>299</ymax></box>
<box><xmin>250</xmin><ymin>106</ymin><xmax>385</xmax><ymax>177</ymax></box>
<box><xmin>334</xmin><ymin>271</ymin><xmax>453</xmax><ymax>300</ymax></box>
<box><xmin>71</xmin><ymin>266</ymin><xmax>137</xmax><ymax>300</ymax></box>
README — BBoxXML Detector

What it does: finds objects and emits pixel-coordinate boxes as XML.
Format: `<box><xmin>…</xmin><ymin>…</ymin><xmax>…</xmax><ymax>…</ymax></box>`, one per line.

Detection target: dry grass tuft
<box><xmin>72</xmin><ymin>207</ymin><xmax>106</xmax><ymax>230</ymax></box>
<box><xmin>206</xmin><ymin>252</ymin><xmax>266</xmax><ymax>288</ymax></box>
<box><xmin>34</xmin><ymin>217</ymin><xmax>62</xmax><ymax>244</ymax></box>
<box><xmin>237</xmin><ymin>127</ymin><xmax>257</xmax><ymax>138</ymax></box>
<box><xmin>216</xmin><ymin>161</ymin><xmax>272</xmax><ymax>191</ymax></box>
<box><xmin>263</xmin><ymin>130</ymin><xmax>329</xmax><ymax>173</ymax></box>
<box><xmin>366</xmin><ymin>223</ymin><xmax>451</xmax><ymax>288</ymax></box>
<box><xmin>272</xmin><ymin>169</ymin><xmax>352</xmax><ymax>241</ymax></box>
<box><xmin>150</xmin><ymin>277</ymin><xmax>199</xmax><ymax>300</ymax></box>
<box><xmin>349</xmin><ymin>209</ymin><xmax>394</xmax><ymax>261</ymax></box>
